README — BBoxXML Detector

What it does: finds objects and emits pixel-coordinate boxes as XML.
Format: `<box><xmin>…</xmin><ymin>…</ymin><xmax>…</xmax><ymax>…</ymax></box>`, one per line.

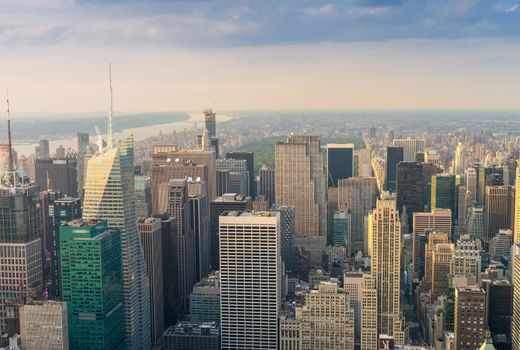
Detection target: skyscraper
<box><xmin>327</xmin><ymin>143</ymin><xmax>354</xmax><ymax>187</ymax></box>
<box><xmin>276</xmin><ymin>135</ymin><xmax>327</xmax><ymax>263</ymax></box>
<box><xmin>338</xmin><ymin>177</ymin><xmax>378</xmax><ymax>254</ymax></box>
<box><xmin>367</xmin><ymin>193</ymin><xmax>404</xmax><ymax>343</ymax></box>
<box><xmin>166</xmin><ymin>178</ymin><xmax>196</xmax><ymax>307</ymax></box>
<box><xmin>77</xmin><ymin>132</ymin><xmax>89</xmax><ymax>154</ymax></box>
<box><xmin>135</xmin><ymin>175</ymin><xmax>152</xmax><ymax>218</ymax></box>
<box><xmin>35</xmin><ymin>139</ymin><xmax>50</xmax><ymax>159</ymax></box>
<box><xmin>357</xmin><ymin>149</ymin><xmax>372</xmax><ymax>177</ymax></box>
<box><xmin>44</xmin><ymin>195</ymin><xmax>81</xmax><ymax>300</ymax></box>
<box><xmin>431</xmin><ymin>174</ymin><xmax>457</xmax><ymax>216</ymax></box>
<box><xmin>19</xmin><ymin>301</ymin><xmax>68</xmax><ymax>350</ymax></box>
<box><xmin>188</xmin><ymin>178</ymin><xmax>210</xmax><ymax>280</ymax></box>
<box><xmin>465</xmin><ymin>167</ymin><xmax>477</xmax><ymax>203</ymax></box>
<box><xmin>393</xmin><ymin>138</ymin><xmax>425</xmax><ymax>162</ymax></box>
<box><xmin>454</xmin><ymin>287</ymin><xmax>487</xmax><ymax>350</ymax></box>
<box><xmin>35</xmin><ymin>158</ymin><xmax>78</xmax><ymax>197</ymax></box>
<box><xmin>82</xmin><ymin>135</ymin><xmax>151</xmax><ymax>350</ymax></box>
<box><xmin>332</xmin><ymin>210</ymin><xmax>350</xmax><ymax>249</ymax></box>
<box><xmin>484</xmin><ymin>185</ymin><xmax>514</xmax><ymax>242</ymax></box>
<box><xmin>226</xmin><ymin>151</ymin><xmax>256</xmax><ymax>198</ymax></box>
<box><xmin>511</xmin><ymin>243</ymin><xmax>520</xmax><ymax>349</ymax></box>
<box><xmin>209</xmin><ymin>193</ymin><xmax>252</xmax><ymax>268</ymax></box>
<box><xmin>0</xmin><ymin>183</ymin><xmax>44</xmax><ymax>336</ymax></box>
<box><xmin>219</xmin><ymin>211</ymin><xmax>280</xmax><ymax>350</ymax></box>
<box><xmin>385</xmin><ymin>146</ymin><xmax>404</xmax><ymax>192</ymax></box>
<box><xmin>60</xmin><ymin>219</ymin><xmax>125</xmax><ymax>349</ymax></box>
<box><xmin>515</xmin><ymin>162</ymin><xmax>520</xmax><ymax>244</ymax></box>
<box><xmin>431</xmin><ymin>243</ymin><xmax>454</xmax><ymax>300</ymax></box>
<box><xmin>270</xmin><ymin>205</ymin><xmax>295</xmax><ymax>272</ymax></box>
<box><xmin>451</xmin><ymin>142</ymin><xmax>465</xmax><ymax>175</ymax></box>
<box><xmin>137</xmin><ymin>217</ymin><xmax>165</xmax><ymax>347</ymax></box>
<box><xmin>204</xmin><ymin>108</ymin><xmax>216</xmax><ymax>137</ymax></box>
<box><xmin>258</xmin><ymin>165</ymin><xmax>275</xmax><ymax>208</ymax></box>
<box><xmin>396</xmin><ymin>162</ymin><xmax>425</xmax><ymax>230</ymax></box>
<box><xmin>216</xmin><ymin>159</ymin><xmax>249</xmax><ymax>196</ymax></box>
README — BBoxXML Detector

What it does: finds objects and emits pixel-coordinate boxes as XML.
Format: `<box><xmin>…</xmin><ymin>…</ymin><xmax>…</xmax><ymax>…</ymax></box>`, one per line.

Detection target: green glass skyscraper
<box><xmin>60</xmin><ymin>219</ymin><xmax>125</xmax><ymax>350</ymax></box>
<box><xmin>431</xmin><ymin>174</ymin><xmax>456</xmax><ymax>218</ymax></box>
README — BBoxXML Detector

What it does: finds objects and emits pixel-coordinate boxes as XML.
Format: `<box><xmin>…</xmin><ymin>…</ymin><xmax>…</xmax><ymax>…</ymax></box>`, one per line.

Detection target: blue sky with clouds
<box><xmin>1</xmin><ymin>0</ymin><xmax>520</xmax><ymax>112</ymax></box>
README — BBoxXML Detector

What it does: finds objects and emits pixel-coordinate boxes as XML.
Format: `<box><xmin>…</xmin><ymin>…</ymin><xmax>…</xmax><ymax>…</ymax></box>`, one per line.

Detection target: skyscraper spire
<box><xmin>108</xmin><ymin>63</ymin><xmax>114</xmax><ymax>149</ymax></box>
<box><xmin>6</xmin><ymin>90</ymin><xmax>15</xmax><ymax>187</ymax></box>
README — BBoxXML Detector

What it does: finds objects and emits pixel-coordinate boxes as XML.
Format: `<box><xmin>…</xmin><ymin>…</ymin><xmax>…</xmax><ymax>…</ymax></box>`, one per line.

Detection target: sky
<box><xmin>1</xmin><ymin>0</ymin><xmax>520</xmax><ymax>114</ymax></box>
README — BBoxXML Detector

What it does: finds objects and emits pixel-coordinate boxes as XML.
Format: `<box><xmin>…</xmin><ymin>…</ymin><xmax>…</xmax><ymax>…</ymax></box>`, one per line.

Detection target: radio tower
<box><xmin>6</xmin><ymin>90</ymin><xmax>15</xmax><ymax>187</ymax></box>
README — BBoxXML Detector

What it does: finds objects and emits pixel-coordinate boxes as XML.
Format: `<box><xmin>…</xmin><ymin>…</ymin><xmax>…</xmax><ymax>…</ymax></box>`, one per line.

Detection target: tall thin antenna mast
<box><xmin>6</xmin><ymin>90</ymin><xmax>15</xmax><ymax>185</ymax></box>
<box><xmin>108</xmin><ymin>63</ymin><xmax>114</xmax><ymax>149</ymax></box>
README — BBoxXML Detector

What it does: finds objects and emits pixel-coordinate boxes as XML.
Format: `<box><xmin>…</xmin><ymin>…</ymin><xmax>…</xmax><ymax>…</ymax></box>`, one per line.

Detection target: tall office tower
<box><xmin>45</xmin><ymin>195</ymin><xmax>81</xmax><ymax>300</ymax></box>
<box><xmin>465</xmin><ymin>167</ymin><xmax>477</xmax><ymax>203</ymax></box>
<box><xmin>358</xmin><ymin>149</ymin><xmax>372</xmax><ymax>177</ymax></box>
<box><xmin>412</xmin><ymin>209</ymin><xmax>452</xmax><ymax>280</ymax></box>
<box><xmin>188</xmin><ymin>178</ymin><xmax>210</xmax><ymax>280</ymax></box>
<box><xmin>484</xmin><ymin>185</ymin><xmax>513</xmax><ymax>242</ymax></box>
<box><xmin>219</xmin><ymin>211</ymin><xmax>280</xmax><ymax>350</ymax></box>
<box><xmin>338</xmin><ymin>177</ymin><xmax>378</xmax><ymax>254</ymax></box>
<box><xmin>35</xmin><ymin>139</ymin><xmax>50</xmax><ymax>159</ymax></box>
<box><xmin>35</xmin><ymin>158</ymin><xmax>78</xmax><ymax>197</ymax></box>
<box><xmin>451</xmin><ymin>142</ymin><xmax>465</xmax><ymax>175</ymax></box>
<box><xmin>457</xmin><ymin>186</ymin><xmax>468</xmax><ymax>227</ymax></box>
<box><xmin>0</xmin><ymin>183</ymin><xmax>44</xmax><ymax>336</ymax></box>
<box><xmin>327</xmin><ymin>143</ymin><xmax>354</xmax><ymax>187</ymax></box>
<box><xmin>468</xmin><ymin>206</ymin><xmax>485</xmax><ymax>240</ymax></box>
<box><xmin>422</xmin><ymin>232</ymin><xmax>450</xmax><ymax>293</ymax></box>
<box><xmin>515</xmin><ymin>162</ymin><xmax>520</xmax><ymax>243</ymax></box>
<box><xmin>204</xmin><ymin>108</ymin><xmax>216</xmax><ymax>137</ymax></box>
<box><xmin>360</xmin><ymin>274</ymin><xmax>378</xmax><ymax>350</ymax></box>
<box><xmin>385</xmin><ymin>146</ymin><xmax>404</xmax><ymax>192</ymax></box>
<box><xmin>431</xmin><ymin>243</ymin><xmax>455</xmax><ymax>301</ymax></box>
<box><xmin>489</xmin><ymin>229</ymin><xmax>513</xmax><ymax>261</ymax></box>
<box><xmin>280</xmin><ymin>282</ymin><xmax>355</xmax><ymax>350</ymax></box>
<box><xmin>367</xmin><ymin>194</ymin><xmax>404</xmax><ymax>342</ymax></box>
<box><xmin>477</xmin><ymin>164</ymin><xmax>505</xmax><ymax>204</ymax></box>
<box><xmin>258</xmin><ymin>165</ymin><xmax>275</xmax><ymax>208</ymax></box>
<box><xmin>152</xmin><ymin>157</ymin><xmax>209</xmax><ymax>211</ymax></box>
<box><xmin>512</xmin><ymin>244</ymin><xmax>520</xmax><ymax>350</ymax></box>
<box><xmin>77</xmin><ymin>132</ymin><xmax>89</xmax><ymax>154</ymax></box>
<box><xmin>135</xmin><ymin>175</ymin><xmax>152</xmax><ymax>217</ymax></box>
<box><xmin>452</xmin><ymin>238</ymin><xmax>482</xmax><ymax>282</ymax></box>
<box><xmin>422</xmin><ymin>162</ymin><xmax>442</xmax><ymax>211</ymax></box>
<box><xmin>166</xmin><ymin>178</ymin><xmax>196</xmax><ymax>307</ymax></box>
<box><xmin>226</xmin><ymin>151</ymin><xmax>256</xmax><ymax>198</ymax></box>
<box><xmin>424</xmin><ymin>149</ymin><xmax>441</xmax><ymax>166</ymax></box>
<box><xmin>344</xmin><ymin>272</ymin><xmax>363</xmax><ymax>347</ymax></box>
<box><xmin>151</xmin><ymin>213</ymin><xmax>178</xmax><ymax>327</ymax></box>
<box><xmin>393</xmin><ymin>138</ymin><xmax>425</xmax><ymax>162</ymax></box>
<box><xmin>137</xmin><ymin>218</ymin><xmax>165</xmax><ymax>347</ymax></box>
<box><xmin>19</xmin><ymin>301</ymin><xmax>68</xmax><ymax>350</ymax></box>
<box><xmin>216</xmin><ymin>169</ymin><xmax>230</xmax><ymax>196</ymax></box>
<box><xmin>332</xmin><ymin>210</ymin><xmax>350</xmax><ymax>250</ymax></box>
<box><xmin>163</xmin><ymin>322</ymin><xmax>220</xmax><ymax>350</ymax></box>
<box><xmin>454</xmin><ymin>287</ymin><xmax>487</xmax><ymax>350</ymax></box>
<box><xmin>275</xmin><ymin>135</ymin><xmax>326</xmax><ymax>238</ymax></box>
<box><xmin>167</xmin><ymin>149</ymin><xmax>217</xmax><ymax>200</ymax></box>
<box><xmin>60</xmin><ymin>219</ymin><xmax>125</xmax><ymax>349</ymax></box>
<box><xmin>190</xmin><ymin>273</ymin><xmax>220</xmax><ymax>323</ymax></box>
<box><xmin>431</xmin><ymin>174</ymin><xmax>457</xmax><ymax>216</ymax></box>
<box><xmin>55</xmin><ymin>145</ymin><xmax>65</xmax><ymax>158</ymax></box>
<box><xmin>482</xmin><ymin>279</ymin><xmax>512</xmax><ymax>345</ymax></box>
<box><xmin>82</xmin><ymin>135</ymin><xmax>150</xmax><ymax>350</ymax></box>
<box><xmin>216</xmin><ymin>159</ymin><xmax>249</xmax><ymax>195</ymax></box>
<box><xmin>271</xmin><ymin>205</ymin><xmax>295</xmax><ymax>272</ymax></box>
<box><xmin>209</xmin><ymin>193</ymin><xmax>252</xmax><ymax>268</ymax></box>
<box><xmin>396</xmin><ymin>162</ymin><xmax>425</xmax><ymax>231</ymax></box>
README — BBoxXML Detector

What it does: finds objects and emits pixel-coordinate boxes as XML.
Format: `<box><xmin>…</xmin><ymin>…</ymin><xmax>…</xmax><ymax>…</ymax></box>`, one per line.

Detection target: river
<box><xmin>13</xmin><ymin>113</ymin><xmax>233</xmax><ymax>156</ymax></box>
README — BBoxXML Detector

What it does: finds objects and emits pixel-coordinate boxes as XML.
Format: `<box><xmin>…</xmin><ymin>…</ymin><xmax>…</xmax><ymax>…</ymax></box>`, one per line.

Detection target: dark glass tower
<box><xmin>386</xmin><ymin>146</ymin><xmax>404</xmax><ymax>192</ymax></box>
<box><xmin>226</xmin><ymin>151</ymin><xmax>256</xmax><ymax>198</ymax></box>
<box><xmin>327</xmin><ymin>144</ymin><xmax>354</xmax><ymax>187</ymax></box>
<box><xmin>396</xmin><ymin>162</ymin><xmax>425</xmax><ymax>231</ymax></box>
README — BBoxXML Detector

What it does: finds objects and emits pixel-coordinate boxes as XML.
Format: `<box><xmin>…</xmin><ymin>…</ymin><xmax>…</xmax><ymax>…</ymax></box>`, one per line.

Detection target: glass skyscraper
<box><xmin>82</xmin><ymin>135</ymin><xmax>151</xmax><ymax>350</ymax></box>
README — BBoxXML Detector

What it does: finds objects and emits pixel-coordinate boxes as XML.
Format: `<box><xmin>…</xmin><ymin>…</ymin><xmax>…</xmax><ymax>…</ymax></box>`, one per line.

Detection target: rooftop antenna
<box><xmin>108</xmin><ymin>63</ymin><xmax>113</xmax><ymax>149</ymax></box>
<box><xmin>6</xmin><ymin>90</ymin><xmax>15</xmax><ymax>186</ymax></box>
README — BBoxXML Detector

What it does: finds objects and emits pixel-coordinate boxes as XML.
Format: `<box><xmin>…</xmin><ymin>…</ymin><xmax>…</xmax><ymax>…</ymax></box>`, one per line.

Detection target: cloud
<box><xmin>505</xmin><ymin>4</ymin><xmax>520</xmax><ymax>13</ymax></box>
<box><xmin>304</xmin><ymin>3</ymin><xmax>336</xmax><ymax>16</ymax></box>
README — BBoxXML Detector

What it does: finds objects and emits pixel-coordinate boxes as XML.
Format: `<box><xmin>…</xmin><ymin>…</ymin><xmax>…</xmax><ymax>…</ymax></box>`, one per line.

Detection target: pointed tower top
<box><xmin>6</xmin><ymin>90</ymin><xmax>15</xmax><ymax>187</ymax></box>
<box><xmin>107</xmin><ymin>63</ymin><xmax>114</xmax><ymax>149</ymax></box>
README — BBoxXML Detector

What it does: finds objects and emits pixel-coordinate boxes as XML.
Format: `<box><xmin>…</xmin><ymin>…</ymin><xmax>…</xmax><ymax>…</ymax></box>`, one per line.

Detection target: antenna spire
<box><xmin>108</xmin><ymin>63</ymin><xmax>114</xmax><ymax>149</ymax></box>
<box><xmin>6</xmin><ymin>90</ymin><xmax>15</xmax><ymax>186</ymax></box>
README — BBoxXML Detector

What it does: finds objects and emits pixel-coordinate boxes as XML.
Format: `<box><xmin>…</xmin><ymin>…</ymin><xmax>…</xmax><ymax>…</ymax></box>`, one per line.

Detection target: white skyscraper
<box><xmin>219</xmin><ymin>211</ymin><xmax>280</xmax><ymax>350</ymax></box>
<box><xmin>83</xmin><ymin>135</ymin><xmax>151</xmax><ymax>350</ymax></box>
<box><xmin>19</xmin><ymin>302</ymin><xmax>68</xmax><ymax>350</ymax></box>
<box><xmin>393</xmin><ymin>138</ymin><xmax>425</xmax><ymax>162</ymax></box>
